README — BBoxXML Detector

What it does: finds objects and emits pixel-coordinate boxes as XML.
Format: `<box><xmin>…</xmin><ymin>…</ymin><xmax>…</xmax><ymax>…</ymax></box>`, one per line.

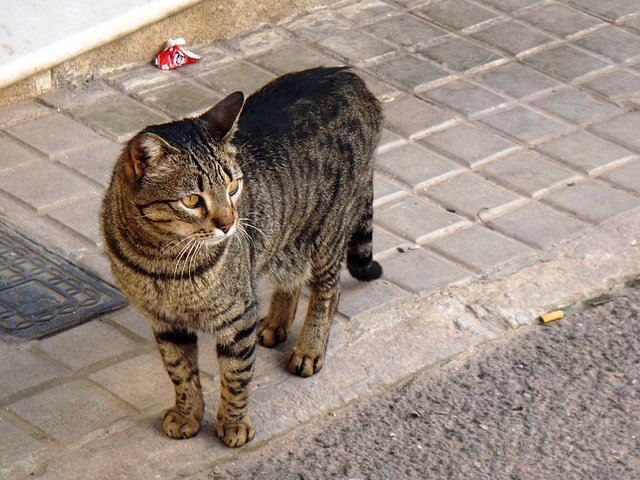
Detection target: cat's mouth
<box><xmin>195</xmin><ymin>223</ymin><xmax>237</xmax><ymax>246</ymax></box>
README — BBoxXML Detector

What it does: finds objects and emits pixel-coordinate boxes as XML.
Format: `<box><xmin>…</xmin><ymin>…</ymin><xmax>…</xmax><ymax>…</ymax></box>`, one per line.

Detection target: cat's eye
<box><xmin>228</xmin><ymin>179</ymin><xmax>240</xmax><ymax>196</ymax></box>
<box><xmin>182</xmin><ymin>194</ymin><xmax>201</xmax><ymax>208</ymax></box>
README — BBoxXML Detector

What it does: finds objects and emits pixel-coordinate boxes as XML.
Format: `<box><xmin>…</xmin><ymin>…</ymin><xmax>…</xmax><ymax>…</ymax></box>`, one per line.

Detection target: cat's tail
<box><xmin>346</xmin><ymin>196</ymin><xmax>383</xmax><ymax>282</ymax></box>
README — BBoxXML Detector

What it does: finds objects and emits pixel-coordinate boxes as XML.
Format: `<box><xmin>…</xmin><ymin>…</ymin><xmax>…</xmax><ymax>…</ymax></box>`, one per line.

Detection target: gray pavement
<box><xmin>1</xmin><ymin>0</ymin><xmax>640</xmax><ymax>478</ymax></box>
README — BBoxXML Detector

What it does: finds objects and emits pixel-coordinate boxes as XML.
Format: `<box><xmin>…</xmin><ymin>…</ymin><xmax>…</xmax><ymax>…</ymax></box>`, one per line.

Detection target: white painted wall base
<box><xmin>0</xmin><ymin>0</ymin><xmax>203</xmax><ymax>89</ymax></box>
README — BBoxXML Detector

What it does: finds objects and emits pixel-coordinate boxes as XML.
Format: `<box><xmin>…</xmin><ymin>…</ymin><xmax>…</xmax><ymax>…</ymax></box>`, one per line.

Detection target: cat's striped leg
<box><xmin>215</xmin><ymin>306</ymin><xmax>257</xmax><ymax>447</ymax></box>
<box><xmin>289</xmin><ymin>263</ymin><xmax>341</xmax><ymax>377</ymax></box>
<box><xmin>153</xmin><ymin>328</ymin><xmax>204</xmax><ymax>439</ymax></box>
<box><xmin>257</xmin><ymin>286</ymin><xmax>301</xmax><ymax>347</ymax></box>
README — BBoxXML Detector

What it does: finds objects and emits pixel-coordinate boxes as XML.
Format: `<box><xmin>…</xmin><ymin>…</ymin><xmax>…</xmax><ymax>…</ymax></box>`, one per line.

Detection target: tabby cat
<box><xmin>100</xmin><ymin>67</ymin><xmax>383</xmax><ymax>448</ymax></box>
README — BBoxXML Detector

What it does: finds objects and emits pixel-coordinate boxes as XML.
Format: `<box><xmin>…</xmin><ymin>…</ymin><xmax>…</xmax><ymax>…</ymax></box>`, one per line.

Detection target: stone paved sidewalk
<box><xmin>1</xmin><ymin>0</ymin><xmax>640</xmax><ymax>478</ymax></box>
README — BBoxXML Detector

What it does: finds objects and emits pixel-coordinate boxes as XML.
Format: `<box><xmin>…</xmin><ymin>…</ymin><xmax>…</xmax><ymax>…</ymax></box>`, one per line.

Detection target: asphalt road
<box><xmin>206</xmin><ymin>285</ymin><xmax>640</xmax><ymax>480</ymax></box>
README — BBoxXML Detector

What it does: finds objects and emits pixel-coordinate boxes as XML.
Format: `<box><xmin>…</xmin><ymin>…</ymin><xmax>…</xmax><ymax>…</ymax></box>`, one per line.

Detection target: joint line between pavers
<box><xmin>0</xmin><ymin>407</ymin><xmax>60</xmax><ymax>449</ymax></box>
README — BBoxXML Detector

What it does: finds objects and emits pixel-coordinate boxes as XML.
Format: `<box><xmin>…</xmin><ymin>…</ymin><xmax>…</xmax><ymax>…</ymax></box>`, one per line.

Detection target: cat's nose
<box><xmin>219</xmin><ymin>223</ymin><xmax>233</xmax><ymax>234</ymax></box>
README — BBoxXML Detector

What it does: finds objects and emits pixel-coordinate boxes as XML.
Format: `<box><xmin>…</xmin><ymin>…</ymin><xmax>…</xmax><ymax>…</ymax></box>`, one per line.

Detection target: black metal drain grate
<box><xmin>0</xmin><ymin>223</ymin><xmax>127</xmax><ymax>341</ymax></box>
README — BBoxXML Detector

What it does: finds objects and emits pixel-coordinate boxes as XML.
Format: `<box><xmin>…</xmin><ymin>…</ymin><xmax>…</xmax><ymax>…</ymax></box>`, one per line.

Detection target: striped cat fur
<box><xmin>100</xmin><ymin>67</ymin><xmax>383</xmax><ymax>447</ymax></box>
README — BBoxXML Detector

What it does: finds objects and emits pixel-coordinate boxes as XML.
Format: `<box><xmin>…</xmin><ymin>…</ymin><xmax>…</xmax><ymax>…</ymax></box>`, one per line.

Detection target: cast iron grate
<box><xmin>0</xmin><ymin>222</ymin><xmax>127</xmax><ymax>341</ymax></box>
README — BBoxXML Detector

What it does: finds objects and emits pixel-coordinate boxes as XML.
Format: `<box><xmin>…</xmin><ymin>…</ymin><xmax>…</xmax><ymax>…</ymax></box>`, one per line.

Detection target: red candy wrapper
<box><xmin>154</xmin><ymin>38</ymin><xmax>200</xmax><ymax>70</ymax></box>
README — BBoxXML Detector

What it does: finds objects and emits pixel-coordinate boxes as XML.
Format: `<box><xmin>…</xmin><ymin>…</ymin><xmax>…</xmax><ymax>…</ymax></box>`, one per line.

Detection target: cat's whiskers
<box><xmin>161</xmin><ymin>235</ymin><xmax>192</xmax><ymax>254</ymax></box>
<box><xmin>238</xmin><ymin>218</ymin><xmax>268</xmax><ymax>244</ymax></box>
<box><xmin>187</xmin><ymin>240</ymin><xmax>205</xmax><ymax>287</ymax></box>
<box><xmin>173</xmin><ymin>236</ymin><xmax>197</xmax><ymax>280</ymax></box>
<box><xmin>179</xmin><ymin>239</ymin><xmax>201</xmax><ymax>281</ymax></box>
<box><xmin>236</xmin><ymin>224</ymin><xmax>255</xmax><ymax>248</ymax></box>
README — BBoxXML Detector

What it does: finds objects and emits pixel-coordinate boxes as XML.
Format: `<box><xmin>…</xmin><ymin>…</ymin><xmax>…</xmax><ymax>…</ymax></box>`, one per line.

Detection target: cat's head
<box><xmin>120</xmin><ymin>91</ymin><xmax>245</xmax><ymax>246</ymax></box>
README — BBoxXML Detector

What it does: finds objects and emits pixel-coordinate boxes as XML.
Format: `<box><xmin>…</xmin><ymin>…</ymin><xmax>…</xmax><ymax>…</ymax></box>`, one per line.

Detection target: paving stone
<box><xmin>474</xmin><ymin>63</ymin><xmax>561</xmax><ymax>99</ymax></box>
<box><xmin>0</xmin><ymin>161</ymin><xmax>98</xmax><ymax>213</ymax></box>
<box><xmin>338</xmin><ymin>277</ymin><xmax>408</xmax><ymax>319</ymax></box>
<box><xmin>0</xmin><ymin>134</ymin><xmax>42</xmax><ymax>171</ymax></box>
<box><xmin>137</xmin><ymin>80</ymin><xmax>221</xmax><ymax>118</ymax></box>
<box><xmin>368</xmin><ymin>54</ymin><xmax>450</xmax><ymax>91</ymax></box>
<box><xmin>545</xmin><ymin>181</ymin><xmax>640</xmax><ymax>223</ymax></box>
<box><xmin>373</xmin><ymin>172</ymin><xmax>407</xmax><ymax>205</ymax></box>
<box><xmin>72</xmin><ymin>96</ymin><xmax>167</xmax><ymax>140</ymax></box>
<box><xmin>0</xmin><ymin>419</ymin><xmax>45</xmax><ymax>469</ymax></box>
<box><xmin>356</xmin><ymin>70</ymin><xmax>401</xmax><ymax>100</ymax></box>
<box><xmin>417</xmin><ymin>0</ymin><xmax>499</xmax><ymax>31</ymax></box>
<box><xmin>40</xmin><ymin>82</ymin><xmax>117</xmax><ymax>111</ymax></box>
<box><xmin>479</xmin><ymin>106</ymin><xmax>569</xmax><ymax>143</ymax></box>
<box><xmin>8</xmin><ymin>380</ymin><xmax>128</xmax><ymax>443</ymax></box>
<box><xmin>78</xmin><ymin>252</ymin><xmax>115</xmax><ymax>286</ymax></box>
<box><xmin>38</xmin><ymin>320</ymin><xmax>139</xmax><ymax>371</ymax></box>
<box><xmin>0</xmin><ymin>100</ymin><xmax>51</xmax><ymax>128</ymax></box>
<box><xmin>423</xmin><ymin>172</ymin><xmax>523</xmax><ymax>219</ymax></box>
<box><xmin>478</xmin><ymin>0</ymin><xmax>541</xmax><ymax>13</ymax></box>
<box><xmin>252</xmin><ymin>43</ymin><xmax>342</xmax><ymax>76</ymax></box>
<box><xmin>372</xmin><ymin>226</ymin><xmax>410</xmax><ymax>256</ymax></box>
<box><xmin>600</xmin><ymin>159</ymin><xmax>640</xmax><ymax>194</ymax></box>
<box><xmin>537</xmin><ymin>131</ymin><xmax>635</xmax><ymax>175</ymax></box>
<box><xmin>173</xmin><ymin>43</ymin><xmax>233</xmax><ymax>77</ymax></box>
<box><xmin>6</xmin><ymin>114</ymin><xmax>105</xmax><ymax>159</ymax></box>
<box><xmin>364</xmin><ymin>13</ymin><xmax>450</xmax><ymax>49</ymax></box>
<box><xmin>58</xmin><ymin>140</ymin><xmax>122</xmax><ymax>187</ymax></box>
<box><xmin>108</xmin><ymin>66</ymin><xmax>183</xmax><ymax>93</ymax></box>
<box><xmin>377</xmin><ymin>128</ymin><xmax>406</xmax><ymax>152</ymax></box>
<box><xmin>488</xmin><ymin>203</ymin><xmax>586</xmax><ymax>248</ymax></box>
<box><xmin>375</xmin><ymin>196</ymin><xmax>470</xmax><ymax>243</ymax></box>
<box><xmin>107</xmin><ymin>307</ymin><xmax>155</xmax><ymax>343</ymax></box>
<box><xmin>581</xmin><ymin>70</ymin><xmax>640</xmax><ymax>103</ymax></box>
<box><xmin>0</xmin><ymin>196</ymin><xmax>95</xmax><ymax>256</ymax></box>
<box><xmin>197</xmin><ymin>61</ymin><xmax>275</xmax><ymax>96</ymax></box>
<box><xmin>530</xmin><ymin>88</ymin><xmax>620</xmax><ymax>125</ymax></box>
<box><xmin>574</xmin><ymin>27</ymin><xmax>640</xmax><ymax>63</ymax></box>
<box><xmin>284</xmin><ymin>10</ymin><xmax>351</xmax><ymax>41</ymax></box>
<box><xmin>471</xmin><ymin>20</ymin><xmax>554</xmax><ymax>55</ymax></box>
<box><xmin>375</xmin><ymin>143</ymin><xmax>464</xmax><ymax>189</ymax></box>
<box><xmin>47</xmin><ymin>194</ymin><xmax>104</xmax><ymax>246</ymax></box>
<box><xmin>378</xmin><ymin>247</ymin><xmax>471</xmax><ymax>293</ymax></box>
<box><xmin>419</xmin><ymin>38</ymin><xmax>504</xmax><ymax>73</ymax></box>
<box><xmin>382</xmin><ymin>94</ymin><xmax>454</xmax><ymax>139</ymax></box>
<box><xmin>337</xmin><ymin>0</ymin><xmax>399</xmax><ymax>25</ymax></box>
<box><xmin>419</xmin><ymin>123</ymin><xmax>519</xmax><ymax>167</ymax></box>
<box><xmin>428</xmin><ymin>225</ymin><xmax>531</xmax><ymax>272</ymax></box>
<box><xmin>517</xmin><ymin>3</ymin><xmax>604</xmax><ymax>38</ymax></box>
<box><xmin>227</xmin><ymin>27</ymin><xmax>292</xmax><ymax>57</ymax></box>
<box><xmin>420</xmin><ymin>80</ymin><xmax>510</xmax><ymax>117</ymax></box>
<box><xmin>317</xmin><ymin>30</ymin><xmax>396</xmax><ymax>64</ymax></box>
<box><xmin>591</xmin><ymin>112</ymin><xmax>640</xmax><ymax>150</ymax></box>
<box><xmin>479</xmin><ymin>151</ymin><xmax>580</xmax><ymax>197</ymax></box>
<box><xmin>0</xmin><ymin>345</ymin><xmax>62</xmax><ymax>399</ymax></box>
<box><xmin>625</xmin><ymin>17</ymin><xmax>640</xmax><ymax>33</ymax></box>
<box><xmin>567</xmin><ymin>0</ymin><xmax>640</xmax><ymax>22</ymax></box>
<box><xmin>523</xmin><ymin>45</ymin><xmax>609</xmax><ymax>82</ymax></box>
<box><xmin>89</xmin><ymin>353</ymin><xmax>173</xmax><ymax>411</ymax></box>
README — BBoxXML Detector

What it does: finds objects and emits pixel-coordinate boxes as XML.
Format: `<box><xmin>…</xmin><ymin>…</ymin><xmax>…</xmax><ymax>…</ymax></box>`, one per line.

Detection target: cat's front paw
<box><xmin>215</xmin><ymin>416</ymin><xmax>255</xmax><ymax>448</ymax></box>
<box><xmin>257</xmin><ymin>318</ymin><xmax>288</xmax><ymax>348</ymax></box>
<box><xmin>162</xmin><ymin>408</ymin><xmax>202</xmax><ymax>439</ymax></box>
<box><xmin>288</xmin><ymin>349</ymin><xmax>324</xmax><ymax>377</ymax></box>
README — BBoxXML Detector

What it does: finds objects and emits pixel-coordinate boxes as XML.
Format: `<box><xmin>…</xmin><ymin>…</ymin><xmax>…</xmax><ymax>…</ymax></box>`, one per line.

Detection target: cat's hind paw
<box><xmin>215</xmin><ymin>417</ymin><xmax>255</xmax><ymax>448</ymax></box>
<box><xmin>162</xmin><ymin>408</ymin><xmax>202</xmax><ymax>439</ymax></box>
<box><xmin>288</xmin><ymin>349</ymin><xmax>324</xmax><ymax>377</ymax></box>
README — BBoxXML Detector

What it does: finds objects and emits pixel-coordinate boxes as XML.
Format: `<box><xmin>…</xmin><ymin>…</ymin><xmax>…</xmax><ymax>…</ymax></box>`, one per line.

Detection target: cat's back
<box><xmin>235</xmin><ymin>67</ymin><xmax>382</xmax><ymax>144</ymax></box>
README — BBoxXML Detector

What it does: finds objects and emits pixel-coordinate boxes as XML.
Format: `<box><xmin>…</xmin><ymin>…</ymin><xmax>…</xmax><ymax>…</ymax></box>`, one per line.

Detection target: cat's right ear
<box><xmin>124</xmin><ymin>133</ymin><xmax>177</xmax><ymax>182</ymax></box>
<box><xmin>201</xmin><ymin>91</ymin><xmax>245</xmax><ymax>142</ymax></box>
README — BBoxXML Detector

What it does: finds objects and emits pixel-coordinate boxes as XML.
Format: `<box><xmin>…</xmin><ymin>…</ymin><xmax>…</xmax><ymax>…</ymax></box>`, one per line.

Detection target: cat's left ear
<box><xmin>201</xmin><ymin>91</ymin><xmax>245</xmax><ymax>142</ymax></box>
